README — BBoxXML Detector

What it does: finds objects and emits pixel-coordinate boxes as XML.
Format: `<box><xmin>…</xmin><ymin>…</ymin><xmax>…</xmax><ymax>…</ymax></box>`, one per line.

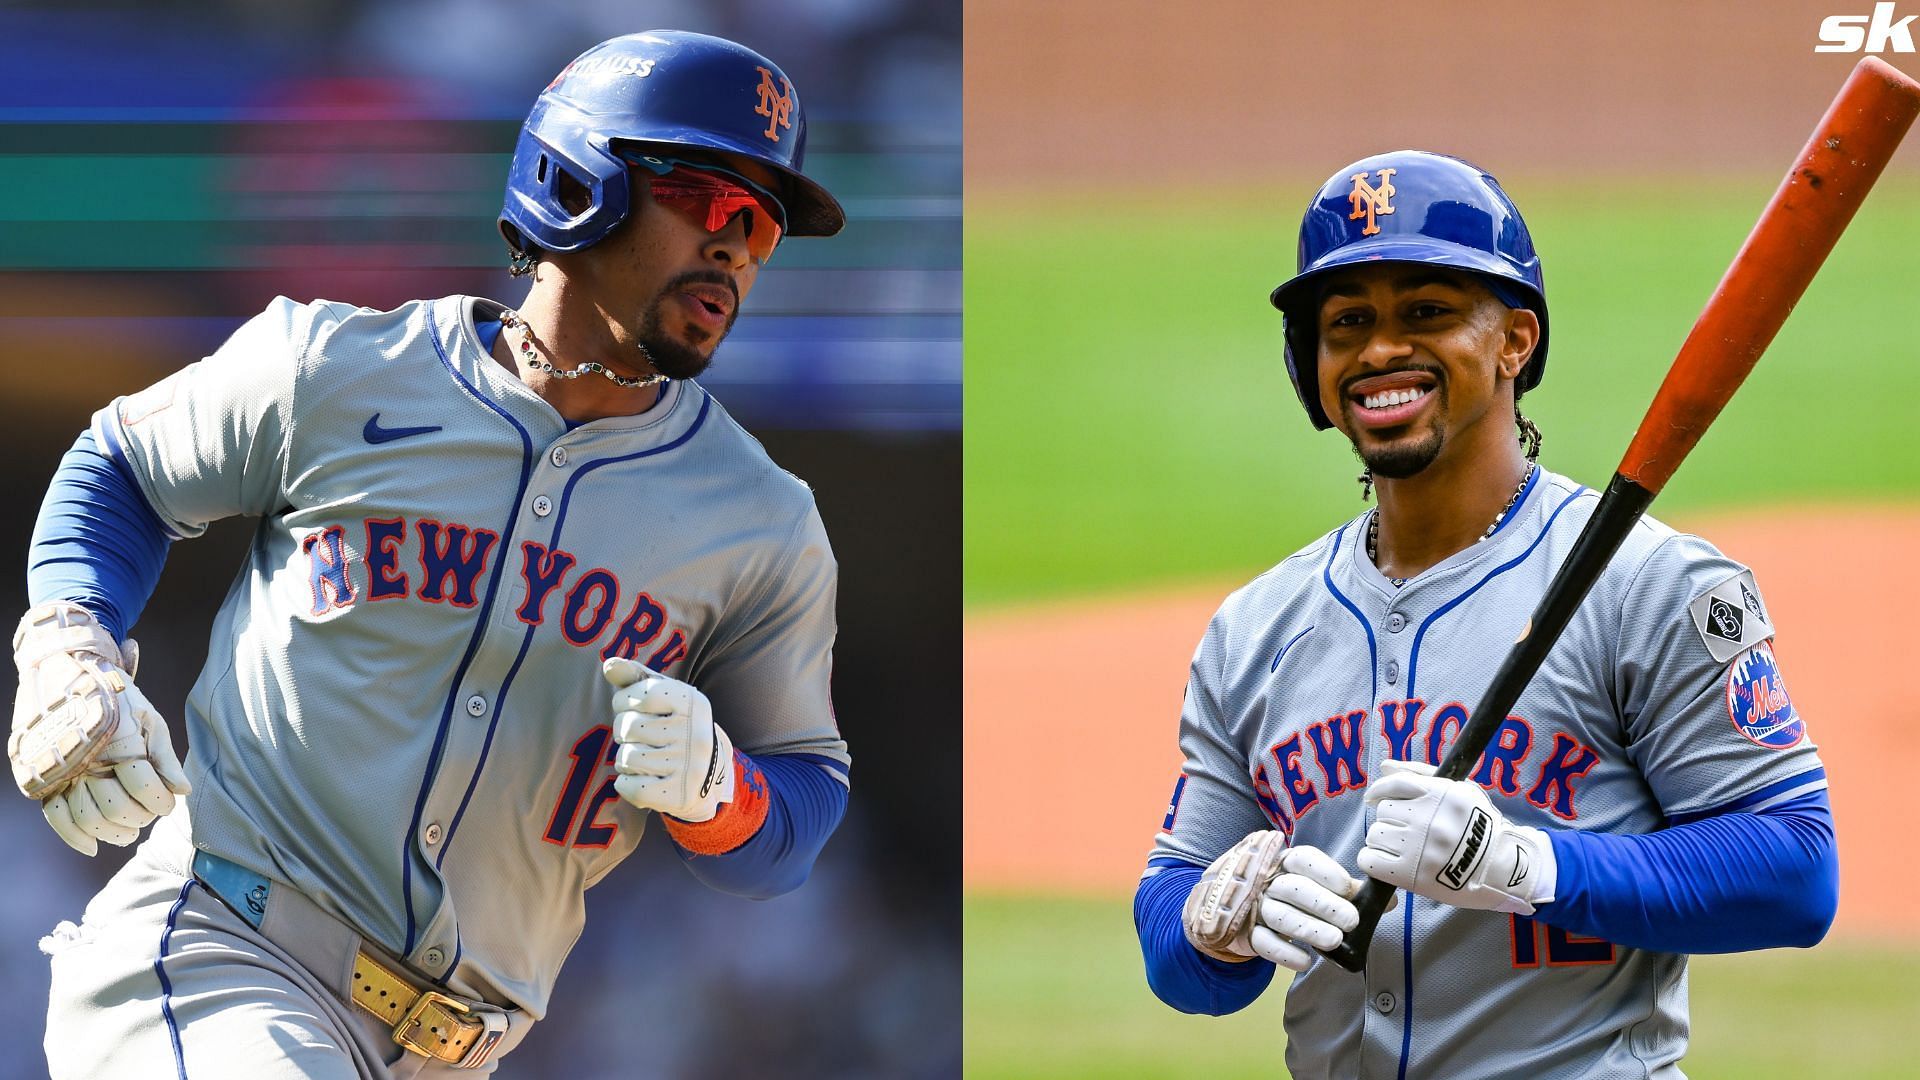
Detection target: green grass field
<box><xmin>965</xmin><ymin>180</ymin><xmax>1920</xmax><ymax>607</ymax></box>
<box><xmin>966</xmin><ymin>894</ymin><xmax>1919</xmax><ymax>1079</ymax></box>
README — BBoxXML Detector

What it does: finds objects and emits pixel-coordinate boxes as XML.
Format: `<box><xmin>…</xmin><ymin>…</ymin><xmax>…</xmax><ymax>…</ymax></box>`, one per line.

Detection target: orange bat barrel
<box><xmin>1618</xmin><ymin>56</ymin><xmax>1920</xmax><ymax>493</ymax></box>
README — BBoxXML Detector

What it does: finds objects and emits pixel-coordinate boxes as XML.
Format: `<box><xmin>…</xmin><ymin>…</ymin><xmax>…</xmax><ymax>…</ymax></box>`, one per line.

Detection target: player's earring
<box><xmin>508</xmin><ymin>250</ymin><xmax>537</xmax><ymax>277</ymax></box>
<box><xmin>1516</xmin><ymin>405</ymin><xmax>1542</xmax><ymax>463</ymax></box>
<box><xmin>1358</xmin><ymin>467</ymin><xmax>1374</xmax><ymax>502</ymax></box>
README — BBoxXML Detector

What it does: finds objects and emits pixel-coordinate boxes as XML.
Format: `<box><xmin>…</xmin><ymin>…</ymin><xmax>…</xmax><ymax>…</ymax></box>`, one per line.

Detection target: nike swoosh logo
<box><xmin>1271</xmin><ymin>625</ymin><xmax>1314</xmax><ymax>673</ymax></box>
<box><xmin>363</xmin><ymin>413</ymin><xmax>442</xmax><ymax>444</ymax></box>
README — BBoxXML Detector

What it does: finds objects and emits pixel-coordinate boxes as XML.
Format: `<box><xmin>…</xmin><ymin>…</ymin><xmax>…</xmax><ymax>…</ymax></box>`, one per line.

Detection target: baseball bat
<box><xmin>1321</xmin><ymin>55</ymin><xmax>1920</xmax><ymax>974</ymax></box>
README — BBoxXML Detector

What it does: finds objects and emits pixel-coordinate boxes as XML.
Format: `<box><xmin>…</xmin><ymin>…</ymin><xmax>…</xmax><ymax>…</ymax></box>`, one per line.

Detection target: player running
<box><xmin>1134</xmin><ymin>150</ymin><xmax>1836</xmax><ymax>1079</ymax></box>
<box><xmin>12</xmin><ymin>31</ymin><xmax>850</xmax><ymax>1077</ymax></box>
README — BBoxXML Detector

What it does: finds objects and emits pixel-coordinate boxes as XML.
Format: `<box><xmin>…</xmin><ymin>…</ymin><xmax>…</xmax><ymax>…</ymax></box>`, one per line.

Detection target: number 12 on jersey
<box><xmin>544</xmin><ymin>725</ymin><xmax>624</xmax><ymax>848</ymax></box>
<box><xmin>1510</xmin><ymin>914</ymin><xmax>1617</xmax><ymax>968</ymax></box>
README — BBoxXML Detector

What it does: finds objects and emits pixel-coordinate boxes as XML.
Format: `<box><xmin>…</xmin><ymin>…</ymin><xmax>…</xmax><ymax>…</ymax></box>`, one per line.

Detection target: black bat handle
<box><xmin>1319</xmin><ymin>474</ymin><xmax>1656</xmax><ymax>973</ymax></box>
<box><xmin>1322</xmin><ymin>877</ymin><xmax>1397</xmax><ymax>972</ymax></box>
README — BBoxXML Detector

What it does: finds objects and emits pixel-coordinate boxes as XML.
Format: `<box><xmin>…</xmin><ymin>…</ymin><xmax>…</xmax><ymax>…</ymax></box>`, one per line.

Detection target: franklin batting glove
<box><xmin>1357</xmin><ymin>759</ymin><xmax>1556</xmax><ymax>915</ymax></box>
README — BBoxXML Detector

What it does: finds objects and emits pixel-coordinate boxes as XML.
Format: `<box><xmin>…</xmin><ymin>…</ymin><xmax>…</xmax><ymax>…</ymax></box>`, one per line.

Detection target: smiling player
<box><xmin>1134</xmin><ymin>151</ymin><xmax>1836</xmax><ymax>1078</ymax></box>
<box><xmin>13</xmin><ymin>31</ymin><xmax>851</xmax><ymax>1077</ymax></box>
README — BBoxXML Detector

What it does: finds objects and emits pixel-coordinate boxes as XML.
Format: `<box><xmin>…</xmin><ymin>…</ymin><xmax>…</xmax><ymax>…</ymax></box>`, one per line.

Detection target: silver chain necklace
<box><xmin>499</xmin><ymin>309</ymin><xmax>667</xmax><ymax>389</ymax></box>
<box><xmin>1366</xmin><ymin>466</ymin><xmax>1534</xmax><ymax>588</ymax></box>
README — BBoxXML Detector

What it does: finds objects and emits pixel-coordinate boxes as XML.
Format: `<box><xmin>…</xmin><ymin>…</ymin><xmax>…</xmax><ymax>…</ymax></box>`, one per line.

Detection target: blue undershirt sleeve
<box><xmin>1135</xmin><ymin>857</ymin><xmax>1276</xmax><ymax>1015</ymax></box>
<box><xmin>1538</xmin><ymin>783</ymin><xmax>1836</xmax><ymax>953</ymax></box>
<box><xmin>26</xmin><ymin>431</ymin><xmax>174</xmax><ymax>642</ymax></box>
<box><xmin>670</xmin><ymin>751</ymin><xmax>848</xmax><ymax>899</ymax></box>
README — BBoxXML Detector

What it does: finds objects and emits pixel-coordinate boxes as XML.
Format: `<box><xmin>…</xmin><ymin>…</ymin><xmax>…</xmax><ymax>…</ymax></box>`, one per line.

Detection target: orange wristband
<box><xmin>662</xmin><ymin>751</ymin><xmax>770</xmax><ymax>855</ymax></box>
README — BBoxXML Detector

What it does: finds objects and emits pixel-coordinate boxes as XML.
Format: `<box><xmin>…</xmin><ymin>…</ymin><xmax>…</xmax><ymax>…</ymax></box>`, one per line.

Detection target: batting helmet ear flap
<box><xmin>1280</xmin><ymin>302</ymin><xmax>1336</xmax><ymax>430</ymax></box>
<box><xmin>500</xmin><ymin>117</ymin><xmax>635</xmax><ymax>255</ymax></box>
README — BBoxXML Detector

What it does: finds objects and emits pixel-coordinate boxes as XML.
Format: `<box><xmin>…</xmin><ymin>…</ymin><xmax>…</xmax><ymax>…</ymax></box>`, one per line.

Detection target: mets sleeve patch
<box><xmin>1727</xmin><ymin>642</ymin><xmax>1803</xmax><ymax>749</ymax></box>
<box><xmin>1688</xmin><ymin>569</ymin><xmax>1774</xmax><ymax>663</ymax></box>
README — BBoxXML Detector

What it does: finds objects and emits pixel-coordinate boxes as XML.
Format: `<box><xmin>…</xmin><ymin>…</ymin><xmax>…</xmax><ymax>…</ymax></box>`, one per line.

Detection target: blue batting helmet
<box><xmin>1267</xmin><ymin>150</ymin><xmax>1548</xmax><ymax>430</ymax></box>
<box><xmin>499</xmin><ymin>30</ymin><xmax>844</xmax><ymax>257</ymax></box>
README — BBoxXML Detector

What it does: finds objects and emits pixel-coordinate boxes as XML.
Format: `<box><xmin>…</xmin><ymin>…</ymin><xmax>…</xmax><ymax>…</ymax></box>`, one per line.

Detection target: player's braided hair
<box><xmin>1516</xmin><ymin>404</ymin><xmax>1542</xmax><ymax>463</ymax></box>
<box><xmin>1358</xmin><ymin>403</ymin><xmax>1543</xmax><ymax>501</ymax></box>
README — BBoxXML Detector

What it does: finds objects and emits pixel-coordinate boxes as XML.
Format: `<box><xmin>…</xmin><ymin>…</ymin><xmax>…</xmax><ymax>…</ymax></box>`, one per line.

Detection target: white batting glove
<box><xmin>1248</xmin><ymin>845</ymin><xmax>1393</xmax><ymax>972</ymax></box>
<box><xmin>602</xmin><ymin>657</ymin><xmax>734</xmax><ymax>823</ymax></box>
<box><xmin>11</xmin><ymin>602</ymin><xmax>191</xmax><ymax>856</ymax></box>
<box><xmin>1357</xmin><ymin>759</ymin><xmax>1555</xmax><ymax>915</ymax></box>
<box><xmin>1182</xmin><ymin>831</ymin><xmax>1288</xmax><ymax>962</ymax></box>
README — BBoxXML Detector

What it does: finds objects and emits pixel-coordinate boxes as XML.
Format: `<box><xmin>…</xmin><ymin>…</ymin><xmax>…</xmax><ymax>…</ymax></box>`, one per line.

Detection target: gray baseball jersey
<box><xmin>1151</xmin><ymin>466</ymin><xmax>1825</xmax><ymax>1080</ymax></box>
<box><xmin>87</xmin><ymin>293</ymin><xmax>848</xmax><ymax>1017</ymax></box>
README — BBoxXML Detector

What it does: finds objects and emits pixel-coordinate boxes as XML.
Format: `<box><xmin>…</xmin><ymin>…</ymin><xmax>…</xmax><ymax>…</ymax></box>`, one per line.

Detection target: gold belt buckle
<box><xmin>392</xmin><ymin>989</ymin><xmax>474</xmax><ymax>1063</ymax></box>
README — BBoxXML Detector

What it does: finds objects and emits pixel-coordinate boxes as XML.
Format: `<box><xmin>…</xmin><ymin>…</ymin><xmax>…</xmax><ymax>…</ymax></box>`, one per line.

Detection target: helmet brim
<box><xmin>1269</xmin><ymin>235</ymin><xmax>1539</xmax><ymax>313</ymax></box>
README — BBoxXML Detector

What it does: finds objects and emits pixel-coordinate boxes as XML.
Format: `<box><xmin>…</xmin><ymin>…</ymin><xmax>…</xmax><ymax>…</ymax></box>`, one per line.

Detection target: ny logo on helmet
<box><xmin>1348</xmin><ymin>168</ymin><xmax>1398</xmax><ymax>236</ymax></box>
<box><xmin>754</xmin><ymin>66</ymin><xmax>793</xmax><ymax>142</ymax></box>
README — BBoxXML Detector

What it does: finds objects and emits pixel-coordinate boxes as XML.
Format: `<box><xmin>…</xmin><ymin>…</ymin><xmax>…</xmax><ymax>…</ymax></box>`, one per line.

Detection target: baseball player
<box><xmin>1134</xmin><ymin>151</ymin><xmax>1837</xmax><ymax>1078</ymax></box>
<box><xmin>11</xmin><ymin>31</ymin><xmax>851</xmax><ymax>1077</ymax></box>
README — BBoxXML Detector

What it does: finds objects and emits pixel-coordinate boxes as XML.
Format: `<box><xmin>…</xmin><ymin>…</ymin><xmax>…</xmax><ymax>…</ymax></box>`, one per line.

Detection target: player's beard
<box><xmin>1345</xmin><ymin>379</ymin><xmax>1449</xmax><ymax>480</ymax></box>
<box><xmin>635</xmin><ymin>269</ymin><xmax>740</xmax><ymax>381</ymax></box>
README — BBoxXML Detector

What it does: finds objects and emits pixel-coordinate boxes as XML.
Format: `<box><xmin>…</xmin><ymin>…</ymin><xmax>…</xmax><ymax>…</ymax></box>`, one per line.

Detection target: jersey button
<box><xmin>1373</xmin><ymin>991</ymin><xmax>1396</xmax><ymax>1014</ymax></box>
<box><xmin>1386</xmin><ymin>612</ymin><xmax>1406</xmax><ymax>633</ymax></box>
<box><xmin>532</xmin><ymin>495</ymin><xmax>553</xmax><ymax>517</ymax></box>
<box><xmin>424</xmin><ymin>822</ymin><xmax>443</xmax><ymax>846</ymax></box>
<box><xmin>550</xmin><ymin>446</ymin><xmax>569</xmax><ymax>468</ymax></box>
<box><xmin>1384</xmin><ymin>660</ymin><xmax>1400</xmax><ymax>685</ymax></box>
<box><xmin>423</xmin><ymin>947</ymin><xmax>445</xmax><ymax>969</ymax></box>
<box><xmin>466</xmin><ymin>694</ymin><xmax>487</xmax><ymax>717</ymax></box>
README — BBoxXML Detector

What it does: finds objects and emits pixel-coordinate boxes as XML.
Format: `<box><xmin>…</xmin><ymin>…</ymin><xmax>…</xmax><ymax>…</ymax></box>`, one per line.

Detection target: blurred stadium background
<box><xmin>966</xmin><ymin>1</ymin><xmax>1920</xmax><ymax>1076</ymax></box>
<box><xmin>0</xmin><ymin>1</ymin><xmax>957</xmax><ymax>1077</ymax></box>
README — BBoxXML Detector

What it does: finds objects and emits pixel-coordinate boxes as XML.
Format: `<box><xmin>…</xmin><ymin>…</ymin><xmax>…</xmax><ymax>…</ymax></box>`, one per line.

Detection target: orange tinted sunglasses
<box><xmin>621</xmin><ymin>152</ymin><xmax>787</xmax><ymax>265</ymax></box>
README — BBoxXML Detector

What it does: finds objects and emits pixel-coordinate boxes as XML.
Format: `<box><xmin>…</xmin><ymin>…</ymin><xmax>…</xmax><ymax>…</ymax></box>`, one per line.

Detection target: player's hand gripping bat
<box><xmin>1322</xmin><ymin>56</ymin><xmax>1920</xmax><ymax>974</ymax></box>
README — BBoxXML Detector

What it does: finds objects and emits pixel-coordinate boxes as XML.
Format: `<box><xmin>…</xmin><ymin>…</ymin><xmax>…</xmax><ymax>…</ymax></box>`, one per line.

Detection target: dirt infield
<box><xmin>966</xmin><ymin>0</ymin><xmax>1920</xmax><ymax>193</ymax></box>
<box><xmin>965</xmin><ymin>509</ymin><xmax>1917</xmax><ymax>938</ymax></box>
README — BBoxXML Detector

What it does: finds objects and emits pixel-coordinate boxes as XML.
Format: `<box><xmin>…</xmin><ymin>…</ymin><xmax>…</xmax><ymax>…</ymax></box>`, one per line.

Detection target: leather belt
<box><xmin>191</xmin><ymin>849</ymin><xmax>508</xmax><ymax>1069</ymax></box>
<box><xmin>349</xmin><ymin>947</ymin><xmax>506</xmax><ymax>1068</ymax></box>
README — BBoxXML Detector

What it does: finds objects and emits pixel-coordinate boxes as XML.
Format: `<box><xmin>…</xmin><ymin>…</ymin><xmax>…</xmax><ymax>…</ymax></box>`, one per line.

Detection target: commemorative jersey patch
<box><xmin>1688</xmin><ymin>569</ymin><xmax>1774</xmax><ymax>663</ymax></box>
<box><xmin>1727</xmin><ymin>641</ymin><xmax>1803</xmax><ymax>749</ymax></box>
